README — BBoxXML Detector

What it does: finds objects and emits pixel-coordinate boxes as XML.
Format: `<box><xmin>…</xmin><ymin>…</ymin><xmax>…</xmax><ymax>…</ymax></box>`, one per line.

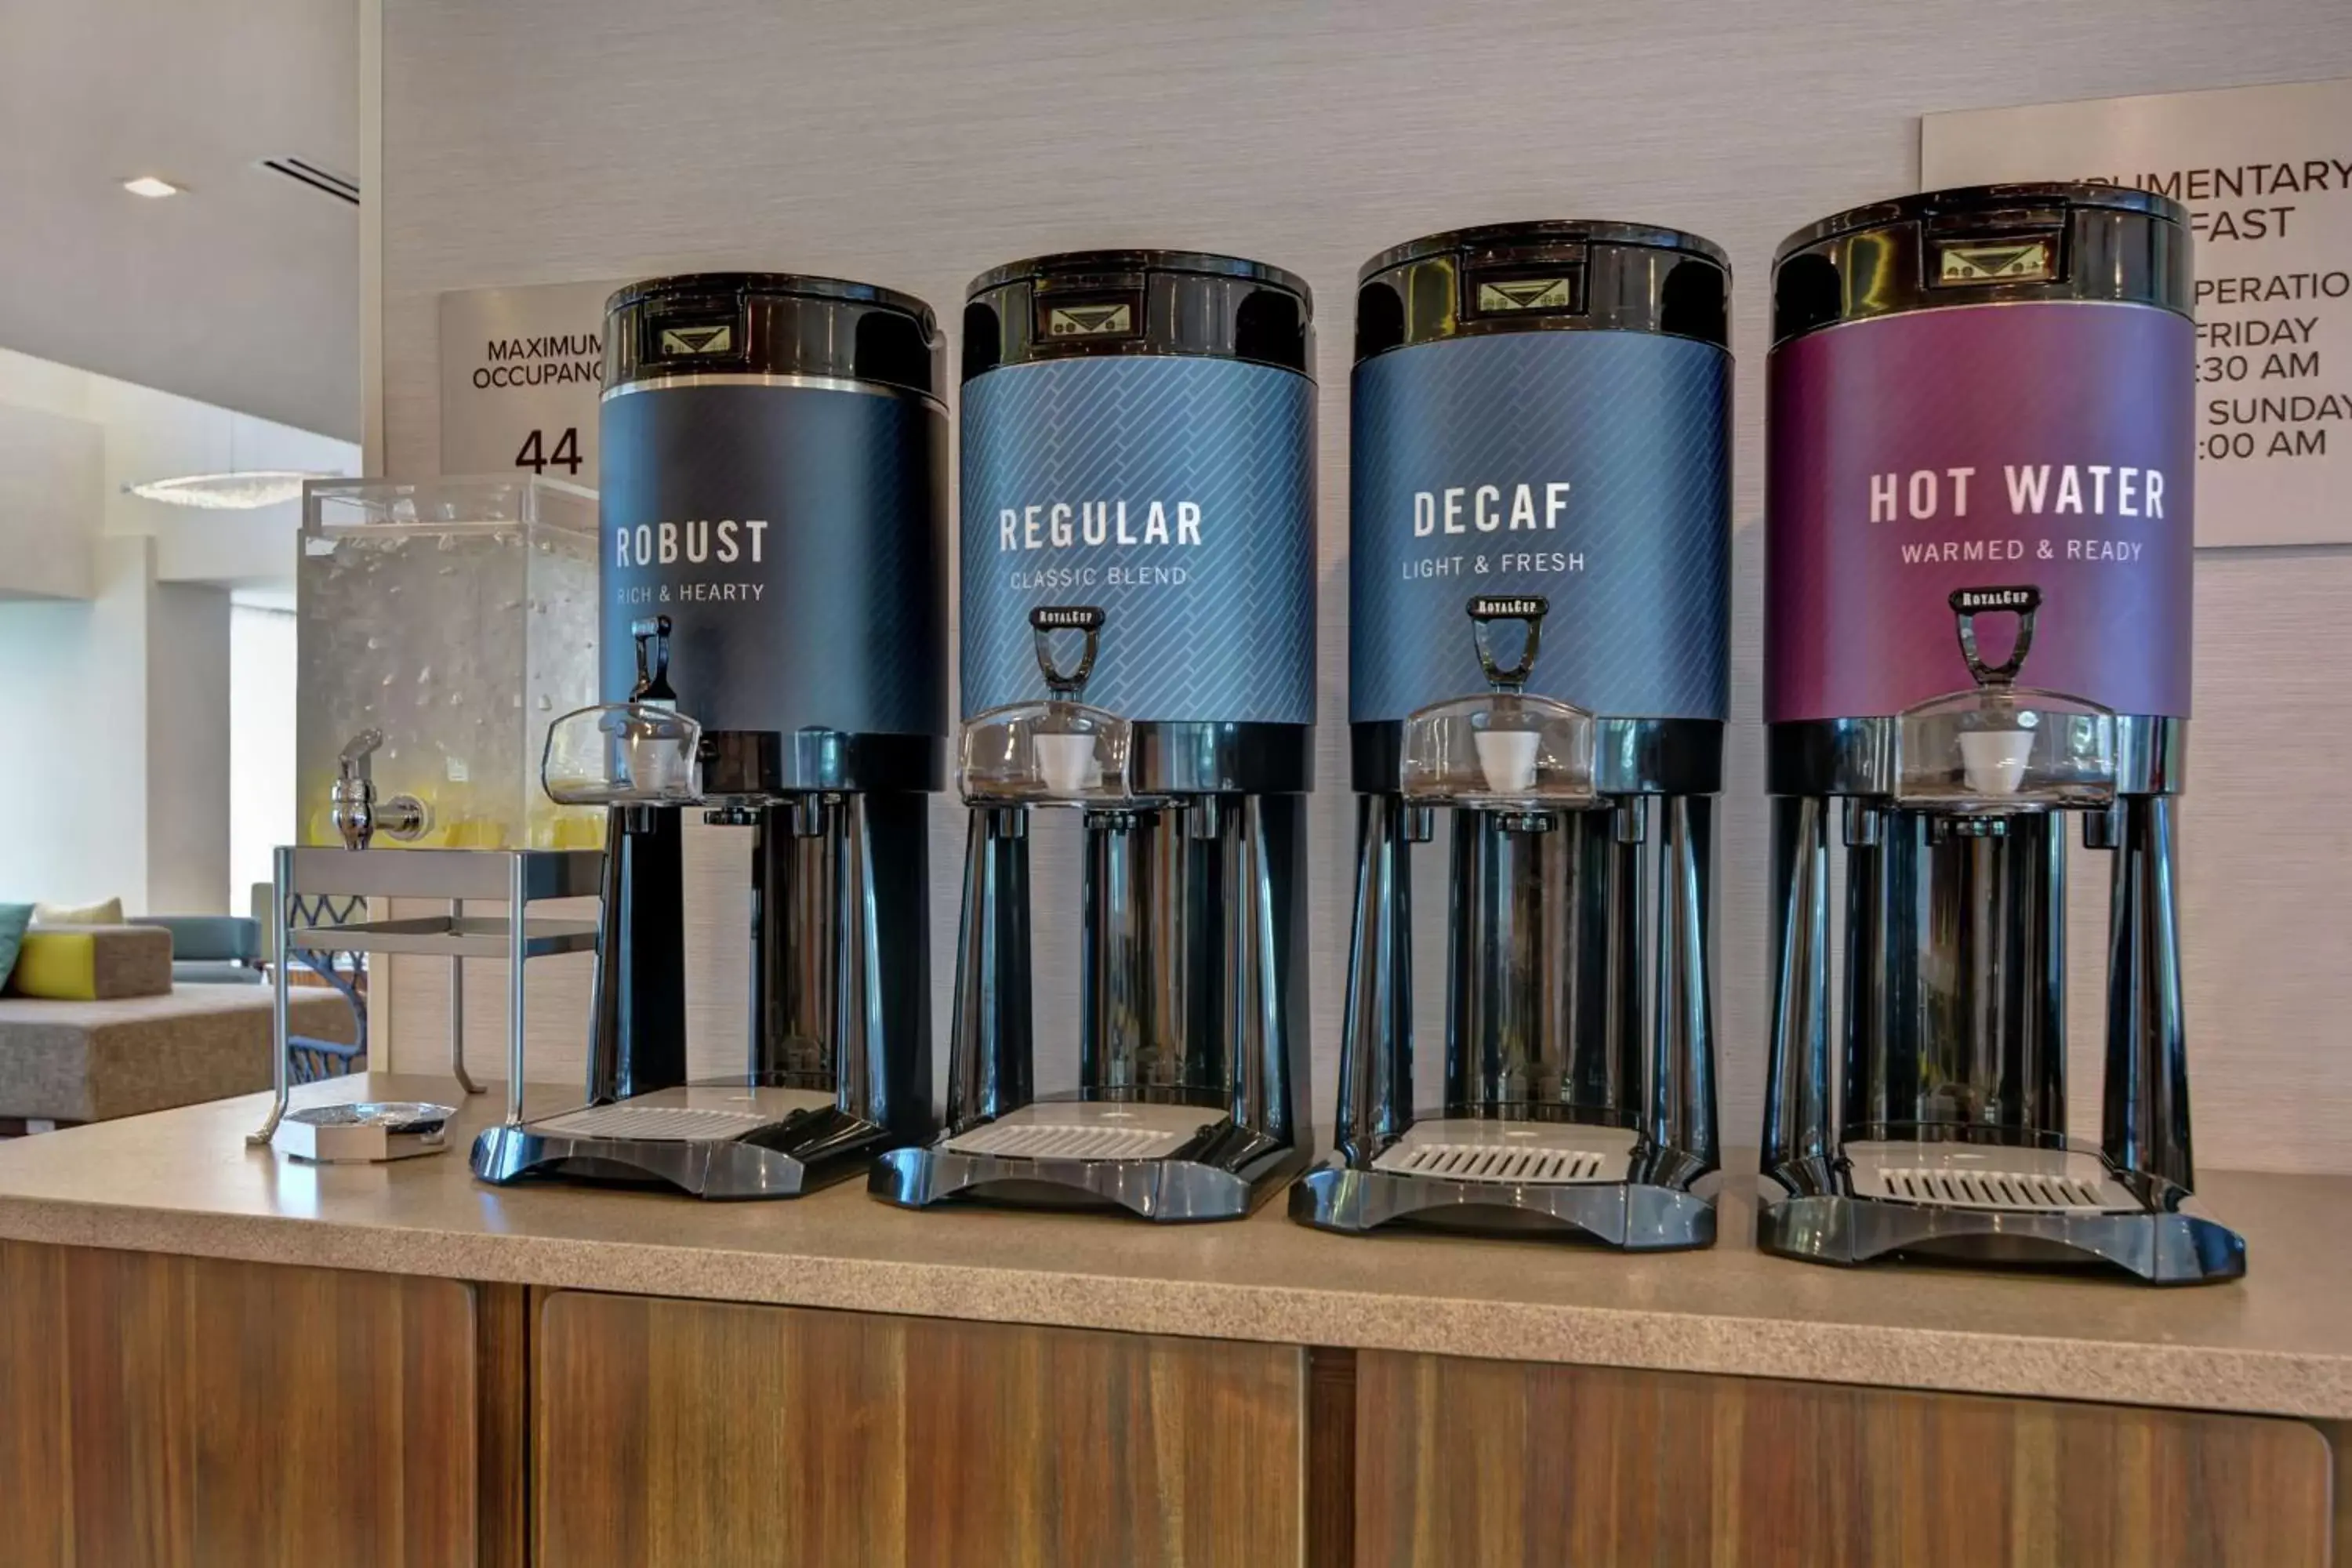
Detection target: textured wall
<box><xmin>378</xmin><ymin>0</ymin><xmax>2352</xmax><ymax>1173</ymax></box>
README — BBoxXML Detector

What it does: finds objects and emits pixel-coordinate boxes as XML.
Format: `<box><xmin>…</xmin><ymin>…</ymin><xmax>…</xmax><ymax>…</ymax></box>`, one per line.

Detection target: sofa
<box><xmin>0</xmin><ymin>920</ymin><xmax>359</xmax><ymax>1132</ymax></box>
<box><xmin>131</xmin><ymin>915</ymin><xmax>265</xmax><ymax>985</ymax></box>
<box><xmin>0</xmin><ymin>984</ymin><xmax>359</xmax><ymax>1129</ymax></box>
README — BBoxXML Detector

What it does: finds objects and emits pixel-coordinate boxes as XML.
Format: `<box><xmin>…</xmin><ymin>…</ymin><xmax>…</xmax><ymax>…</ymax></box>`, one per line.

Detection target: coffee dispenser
<box><xmin>872</xmin><ymin>250</ymin><xmax>1316</xmax><ymax>1221</ymax></box>
<box><xmin>472</xmin><ymin>272</ymin><xmax>949</xmax><ymax>1199</ymax></box>
<box><xmin>1756</xmin><ymin>186</ymin><xmax>2245</xmax><ymax>1282</ymax></box>
<box><xmin>1291</xmin><ymin>223</ymin><xmax>1731</xmax><ymax>1247</ymax></box>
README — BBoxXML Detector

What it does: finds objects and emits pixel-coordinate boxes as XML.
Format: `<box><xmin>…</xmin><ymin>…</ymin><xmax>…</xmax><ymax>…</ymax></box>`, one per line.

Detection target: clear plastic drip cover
<box><xmin>541</xmin><ymin>701</ymin><xmax>703</xmax><ymax>806</ymax></box>
<box><xmin>1892</xmin><ymin>686</ymin><xmax>2116</xmax><ymax>811</ymax></box>
<box><xmin>957</xmin><ymin>699</ymin><xmax>1134</xmax><ymax>806</ymax></box>
<box><xmin>1399</xmin><ymin>691</ymin><xmax>1599</xmax><ymax>808</ymax></box>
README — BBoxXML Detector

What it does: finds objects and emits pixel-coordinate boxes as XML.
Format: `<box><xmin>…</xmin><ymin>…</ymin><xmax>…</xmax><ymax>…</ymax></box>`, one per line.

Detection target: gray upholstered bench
<box><xmin>0</xmin><ymin>986</ymin><xmax>358</xmax><ymax>1131</ymax></box>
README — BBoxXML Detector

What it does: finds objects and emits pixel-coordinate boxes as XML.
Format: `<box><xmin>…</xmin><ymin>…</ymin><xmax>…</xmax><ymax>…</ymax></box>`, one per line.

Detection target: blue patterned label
<box><xmin>960</xmin><ymin>356</ymin><xmax>1316</xmax><ymax>724</ymax></box>
<box><xmin>1350</xmin><ymin>331</ymin><xmax>1730</xmax><ymax>722</ymax></box>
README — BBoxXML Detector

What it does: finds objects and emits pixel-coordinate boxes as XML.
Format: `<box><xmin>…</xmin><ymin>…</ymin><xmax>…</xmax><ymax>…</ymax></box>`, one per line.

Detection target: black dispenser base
<box><xmin>1755</xmin><ymin>1143</ymin><xmax>2246</xmax><ymax>1284</ymax></box>
<box><xmin>1290</xmin><ymin>1121</ymin><xmax>1716</xmax><ymax>1249</ymax></box>
<box><xmin>870</xmin><ymin>1102</ymin><xmax>1305</xmax><ymax>1222</ymax></box>
<box><xmin>469</xmin><ymin>1086</ymin><xmax>903</xmax><ymax>1201</ymax></box>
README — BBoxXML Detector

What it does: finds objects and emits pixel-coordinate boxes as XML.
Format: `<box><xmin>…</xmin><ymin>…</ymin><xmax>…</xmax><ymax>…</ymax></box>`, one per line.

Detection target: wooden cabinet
<box><xmin>533</xmin><ymin>1289</ymin><xmax>1307</xmax><ymax>1568</ymax></box>
<box><xmin>1352</xmin><ymin>1351</ymin><xmax>2335</xmax><ymax>1568</ymax></box>
<box><xmin>0</xmin><ymin>1240</ymin><xmax>481</xmax><ymax>1567</ymax></box>
<box><xmin>2</xmin><ymin>1243</ymin><xmax>2340</xmax><ymax>1567</ymax></box>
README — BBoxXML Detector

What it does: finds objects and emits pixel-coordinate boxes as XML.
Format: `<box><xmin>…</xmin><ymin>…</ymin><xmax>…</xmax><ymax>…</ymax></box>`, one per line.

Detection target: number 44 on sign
<box><xmin>515</xmin><ymin>427</ymin><xmax>582</xmax><ymax>475</ymax></box>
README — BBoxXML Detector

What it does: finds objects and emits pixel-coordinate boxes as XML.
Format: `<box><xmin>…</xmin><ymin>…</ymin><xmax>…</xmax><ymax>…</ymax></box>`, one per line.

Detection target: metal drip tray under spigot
<box><xmin>1370</xmin><ymin>1120</ymin><xmax>1633</xmax><ymax>1185</ymax></box>
<box><xmin>1843</xmin><ymin>1142</ymin><xmax>2137</xmax><ymax>1214</ymax></box>
<box><xmin>942</xmin><ymin>1102</ymin><xmax>1216</xmax><ymax>1162</ymax></box>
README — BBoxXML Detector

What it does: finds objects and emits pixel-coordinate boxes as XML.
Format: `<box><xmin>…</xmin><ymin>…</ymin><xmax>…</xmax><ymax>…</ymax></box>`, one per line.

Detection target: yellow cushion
<box><xmin>5</xmin><ymin>925</ymin><xmax>171</xmax><ymax>1000</ymax></box>
<box><xmin>11</xmin><ymin>931</ymin><xmax>98</xmax><ymax>999</ymax></box>
<box><xmin>32</xmin><ymin>896</ymin><xmax>122</xmax><ymax>927</ymax></box>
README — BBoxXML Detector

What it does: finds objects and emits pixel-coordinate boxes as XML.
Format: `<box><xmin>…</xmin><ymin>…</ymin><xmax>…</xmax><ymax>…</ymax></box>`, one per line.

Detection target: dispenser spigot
<box><xmin>331</xmin><ymin>728</ymin><xmax>429</xmax><ymax>850</ymax></box>
<box><xmin>631</xmin><ymin>615</ymin><xmax>677</xmax><ymax>704</ymax></box>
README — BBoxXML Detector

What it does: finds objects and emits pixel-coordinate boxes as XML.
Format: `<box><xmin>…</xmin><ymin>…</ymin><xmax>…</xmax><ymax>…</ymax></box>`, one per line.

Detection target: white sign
<box><xmin>1923</xmin><ymin>78</ymin><xmax>2352</xmax><ymax>548</ymax></box>
<box><xmin>438</xmin><ymin>281</ymin><xmax>624</xmax><ymax>486</ymax></box>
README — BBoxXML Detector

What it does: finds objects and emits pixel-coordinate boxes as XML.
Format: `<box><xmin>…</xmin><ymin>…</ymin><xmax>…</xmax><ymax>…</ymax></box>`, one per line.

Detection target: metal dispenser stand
<box><xmin>248</xmin><ymin>845</ymin><xmax>603</xmax><ymax>1148</ymax></box>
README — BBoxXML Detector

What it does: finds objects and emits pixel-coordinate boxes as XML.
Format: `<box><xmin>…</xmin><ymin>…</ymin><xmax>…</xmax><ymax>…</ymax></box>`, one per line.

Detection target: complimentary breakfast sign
<box><xmin>1923</xmin><ymin>77</ymin><xmax>2352</xmax><ymax>547</ymax></box>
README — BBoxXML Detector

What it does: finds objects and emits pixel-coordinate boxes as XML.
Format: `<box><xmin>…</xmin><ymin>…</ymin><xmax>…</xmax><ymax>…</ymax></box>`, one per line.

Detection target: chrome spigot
<box><xmin>332</xmin><ymin>728</ymin><xmax>429</xmax><ymax>849</ymax></box>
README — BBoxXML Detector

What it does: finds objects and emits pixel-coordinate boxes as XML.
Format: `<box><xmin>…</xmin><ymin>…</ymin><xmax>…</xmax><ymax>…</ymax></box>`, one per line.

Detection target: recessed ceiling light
<box><xmin>122</xmin><ymin>176</ymin><xmax>181</xmax><ymax>199</ymax></box>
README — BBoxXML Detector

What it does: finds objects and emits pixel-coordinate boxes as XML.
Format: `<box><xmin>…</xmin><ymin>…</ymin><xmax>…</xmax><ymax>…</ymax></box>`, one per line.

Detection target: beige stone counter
<box><xmin>0</xmin><ymin>1073</ymin><xmax>2344</xmax><ymax>1420</ymax></box>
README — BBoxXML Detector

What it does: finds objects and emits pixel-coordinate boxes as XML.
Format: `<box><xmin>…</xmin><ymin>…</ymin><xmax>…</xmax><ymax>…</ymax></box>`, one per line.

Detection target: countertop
<box><xmin>0</xmin><ymin>1075</ymin><xmax>2346</xmax><ymax>1420</ymax></box>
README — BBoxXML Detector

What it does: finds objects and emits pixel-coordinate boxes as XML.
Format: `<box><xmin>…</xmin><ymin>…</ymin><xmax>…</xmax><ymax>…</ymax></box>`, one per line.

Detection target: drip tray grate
<box><xmin>1375</xmin><ymin>1142</ymin><xmax>1610</xmax><ymax>1185</ymax></box>
<box><xmin>1370</xmin><ymin>1120</ymin><xmax>1635</xmax><ymax>1185</ymax></box>
<box><xmin>1867</xmin><ymin>1167</ymin><xmax>2111</xmax><ymax>1212</ymax></box>
<box><xmin>946</xmin><ymin>1122</ymin><xmax>1194</xmax><ymax>1161</ymax></box>
<box><xmin>532</xmin><ymin>1105</ymin><xmax>774</xmax><ymax>1144</ymax></box>
<box><xmin>944</xmin><ymin>1105</ymin><xmax>1213</xmax><ymax>1163</ymax></box>
<box><xmin>1845</xmin><ymin>1143</ymin><xmax>2137</xmax><ymax>1214</ymax></box>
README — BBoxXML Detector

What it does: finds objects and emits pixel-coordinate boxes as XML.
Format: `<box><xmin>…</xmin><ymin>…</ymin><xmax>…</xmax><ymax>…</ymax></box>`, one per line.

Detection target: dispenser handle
<box><xmin>1467</xmin><ymin>594</ymin><xmax>1548</xmax><ymax>691</ymax></box>
<box><xmin>1950</xmin><ymin>585</ymin><xmax>2039</xmax><ymax>690</ymax></box>
<box><xmin>1030</xmin><ymin>605</ymin><xmax>1105</xmax><ymax>699</ymax></box>
<box><xmin>630</xmin><ymin>615</ymin><xmax>676</xmax><ymax>703</ymax></box>
<box><xmin>332</xmin><ymin>729</ymin><xmax>387</xmax><ymax>850</ymax></box>
<box><xmin>337</xmin><ymin>728</ymin><xmax>384</xmax><ymax>784</ymax></box>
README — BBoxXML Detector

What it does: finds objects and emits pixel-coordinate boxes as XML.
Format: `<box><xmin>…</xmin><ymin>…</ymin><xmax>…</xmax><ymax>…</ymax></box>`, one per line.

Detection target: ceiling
<box><xmin>0</xmin><ymin>0</ymin><xmax>359</xmax><ymax>439</ymax></box>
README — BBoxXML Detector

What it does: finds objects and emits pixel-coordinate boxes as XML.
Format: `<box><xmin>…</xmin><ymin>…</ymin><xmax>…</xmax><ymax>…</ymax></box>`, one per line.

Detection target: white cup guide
<box><xmin>1473</xmin><ymin>728</ymin><xmax>1543</xmax><ymax>795</ymax></box>
<box><xmin>1958</xmin><ymin>728</ymin><xmax>2034</xmax><ymax>796</ymax></box>
<box><xmin>1034</xmin><ymin>731</ymin><xmax>1099</xmax><ymax>795</ymax></box>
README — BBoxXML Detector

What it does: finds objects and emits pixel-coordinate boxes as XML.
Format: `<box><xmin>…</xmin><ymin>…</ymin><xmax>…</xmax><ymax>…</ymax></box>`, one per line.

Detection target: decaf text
<box><xmin>1412</xmin><ymin>483</ymin><xmax>1572</xmax><ymax>536</ymax></box>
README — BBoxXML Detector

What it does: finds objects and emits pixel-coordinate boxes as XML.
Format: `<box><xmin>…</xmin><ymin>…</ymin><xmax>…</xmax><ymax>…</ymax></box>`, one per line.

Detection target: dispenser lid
<box><xmin>969</xmin><ymin>249</ymin><xmax>1311</xmax><ymax>303</ymax></box>
<box><xmin>1771</xmin><ymin>183</ymin><xmax>2193</xmax><ymax>345</ymax></box>
<box><xmin>1775</xmin><ymin>182</ymin><xmax>2187</xmax><ymax>262</ymax></box>
<box><xmin>1360</xmin><ymin>219</ymin><xmax>1727</xmax><ymax>281</ymax></box>
<box><xmin>603</xmin><ymin>271</ymin><xmax>945</xmax><ymax>400</ymax></box>
<box><xmin>962</xmin><ymin>249</ymin><xmax>1313</xmax><ymax>379</ymax></box>
<box><xmin>1355</xmin><ymin>220</ymin><xmax>1731</xmax><ymax>359</ymax></box>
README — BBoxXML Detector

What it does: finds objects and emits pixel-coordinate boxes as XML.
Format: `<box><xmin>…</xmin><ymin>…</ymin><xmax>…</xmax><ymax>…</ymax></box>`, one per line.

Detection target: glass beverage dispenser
<box><xmin>296</xmin><ymin>476</ymin><xmax>601</xmax><ymax>855</ymax></box>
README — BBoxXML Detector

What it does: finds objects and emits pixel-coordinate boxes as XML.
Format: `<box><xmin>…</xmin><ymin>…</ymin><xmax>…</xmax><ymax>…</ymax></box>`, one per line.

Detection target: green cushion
<box><xmin>0</xmin><ymin>904</ymin><xmax>27</xmax><ymax>992</ymax></box>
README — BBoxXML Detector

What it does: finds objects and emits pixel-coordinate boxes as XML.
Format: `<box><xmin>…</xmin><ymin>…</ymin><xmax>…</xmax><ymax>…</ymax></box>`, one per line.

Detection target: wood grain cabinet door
<box><xmin>1354</xmin><ymin>1352</ymin><xmax>2335</xmax><ymax>1568</ymax></box>
<box><xmin>534</xmin><ymin>1290</ymin><xmax>1305</xmax><ymax>1568</ymax></box>
<box><xmin>0</xmin><ymin>1240</ymin><xmax>478</xmax><ymax>1567</ymax></box>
